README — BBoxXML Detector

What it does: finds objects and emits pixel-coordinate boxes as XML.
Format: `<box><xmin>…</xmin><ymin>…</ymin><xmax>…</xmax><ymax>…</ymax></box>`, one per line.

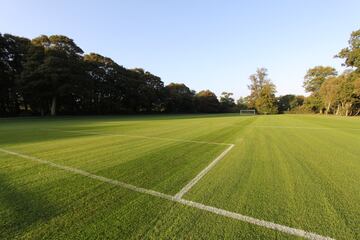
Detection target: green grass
<box><xmin>0</xmin><ymin>114</ymin><xmax>359</xmax><ymax>239</ymax></box>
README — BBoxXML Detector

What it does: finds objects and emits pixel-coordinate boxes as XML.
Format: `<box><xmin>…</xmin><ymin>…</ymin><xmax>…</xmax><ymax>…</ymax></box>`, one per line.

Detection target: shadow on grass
<box><xmin>0</xmin><ymin>174</ymin><xmax>58</xmax><ymax>239</ymax></box>
<box><xmin>0</xmin><ymin>129</ymin><xmax>95</xmax><ymax>147</ymax></box>
<box><xmin>0</xmin><ymin>113</ymin><xmax>258</xmax><ymax>147</ymax></box>
<box><xmin>0</xmin><ymin>113</ymin><xmax>250</xmax><ymax>125</ymax></box>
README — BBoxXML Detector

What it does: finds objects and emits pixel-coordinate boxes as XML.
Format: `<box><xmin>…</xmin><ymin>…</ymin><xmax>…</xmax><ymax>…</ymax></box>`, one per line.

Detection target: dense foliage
<box><xmin>244</xmin><ymin>29</ymin><xmax>360</xmax><ymax>116</ymax></box>
<box><xmin>1</xmin><ymin>28</ymin><xmax>359</xmax><ymax>116</ymax></box>
<box><xmin>246</xmin><ymin>68</ymin><xmax>278</xmax><ymax>114</ymax></box>
<box><xmin>0</xmin><ymin>33</ymin><xmax>234</xmax><ymax>116</ymax></box>
<box><xmin>299</xmin><ymin>29</ymin><xmax>360</xmax><ymax>116</ymax></box>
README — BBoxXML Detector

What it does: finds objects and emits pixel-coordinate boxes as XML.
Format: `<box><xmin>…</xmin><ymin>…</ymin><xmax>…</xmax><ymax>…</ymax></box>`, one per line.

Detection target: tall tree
<box><xmin>337</xmin><ymin>29</ymin><xmax>360</xmax><ymax>71</ymax></box>
<box><xmin>21</xmin><ymin>35</ymin><xmax>84</xmax><ymax>116</ymax></box>
<box><xmin>277</xmin><ymin>94</ymin><xmax>304</xmax><ymax>113</ymax></box>
<box><xmin>353</xmin><ymin>73</ymin><xmax>360</xmax><ymax>115</ymax></box>
<box><xmin>247</xmin><ymin>68</ymin><xmax>278</xmax><ymax>114</ymax></box>
<box><xmin>164</xmin><ymin>83</ymin><xmax>195</xmax><ymax>113</ymax></box>
<box><xmin>255</xmin><ymin>81</ymin><xmax>278</xmax><ymax>114</ymax></box>
<box><xmin>0</xmin><ymin>34</ymin><xmax>30</xmax><ymax>115</ymax></box>
<box><xmin>195</xmin><ymin>90</ymin><xmax>220</xmax><ymax>113</ymax></box>
<box><xmin>83</xmin><ymin>53</ymin><xmax>128</xmax><ymax>113</ymax></box>
<box><xmin>319</xmin><ymin>76</ymin><xmax>339</xmax><ymax>114</ymax></box>
<box><xmin>303</xmin><ymin>66</ymin><xmax>337</xmax><ymax>113</ymax></box>
<box><xmin>219</xmin><ymin>92</ymin><xmax>236</xmax><ymax>112</ymax></box>
<box><xmin>334</xmin><ymin>72</ymin><xmax>360</xmax><ymax>116</ymax></box>
<box><xmin>131</xmin><ymin>68</ymin><xmax>164</xmax><ymax>112</ymax></box>
<box><xmin>247</xmin><ymin>68</ymin><xmax>269</xmax><ymax>109</ymax></box>
<box><xmin>303</xmin><ymin>66</ymin><xmax>337</xmax><ymax>93</ymax></box>
<box><xmin>236</xmin><ymin>97</ymin><xmax>248</xmax><ymax>110</ymax></box>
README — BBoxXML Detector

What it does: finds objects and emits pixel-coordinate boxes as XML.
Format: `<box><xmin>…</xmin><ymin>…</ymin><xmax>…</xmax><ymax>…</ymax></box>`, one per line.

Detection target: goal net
<box><xmin>240</xmin><ymin>109</ymin><xmax>256</xmax><ymax>115</ymax></box>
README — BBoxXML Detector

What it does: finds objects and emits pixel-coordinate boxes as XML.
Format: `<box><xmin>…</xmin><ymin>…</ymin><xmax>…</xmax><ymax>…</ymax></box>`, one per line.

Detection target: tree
<box><xmin>303</xmin><ymin>66</ymin><xmax>337</xmax><ymax>93</ymax></box>
<box><xmin>303</xmin><ymin>93</ymin><xmax>323</xmax><ymax>113</ymax></box>
<box><xmin>255</xmin><ymin>81</ymin><xmax>278</xmax><ymax>114</ymax></box>
<box><xmin>315</xmin><ymin>70</ymin><xmax>360</xmax><ymax>116</ymax></box>
<box><xmin>83</xmin><ymin>53</ymin><xmax>128</xmax><ymax>113</ymax></box>
<box><xmin>353</xmin><ymin>73</ymin><xmax>360</xmax><ymax>115</ymax></box>
<box><xmin>334</xmin><ymin>72</ymin><xmax>360</xmax><ymax>116</ymax></box>
<box><xmin>219</xmin><ymin>92</ymin><xmax>236</xmax><ymax>112</ymax></box>
<box><xmin>247</xmin><ymin>68</ymin><xmax>278</xmax><ymax>114</ymax></box>
<box><xmin>303</xmin><ymin>66</ymin><xmax>337</xmax><ymax>113</ymax></box>
<box><xmin>337</xmin><ymin>29</ymin><xmax>360</xmax><ymax>71</ymax></box>
<box><xmin>277</xmin><ymin>94</ymin><xmax>304</xmax><ymax>113</ymax></box>
<box><xmin>319</xmin><ymin>76</ymin><xmax>339</xmax><ymax>114</ymax></box>
<box><xmin>21</xmin><ymin>35</ymin><xmax>84</xmax><ymax>116</ymax></box>
<box><xmin>164</xmin><ymin>83</ymin><xmax>195</xmax><ymax>113</ymax></box>
<box><xmin>130</xmin><ymin>68</ymin><xmax>164</xmax><ymax>112</ymax></box>
<box><xmin>0</xmin><ymin>34</ymin><xmax>30</xmax><ymax>115</ymax></box>
<box><xmin>247</xmin><ymin>68</ymin><xmax>269</xmax><ymax>109</ymax></box>
<box><xmin>83</xmin><ymin>56</ymin><xmax>165</xmax><ymax>114</ymax></box>
<box><xmin>236</xmin><ymin>97</ymin><xmax>248</xmax><ymax>110</ymax></box>
<box><xmin>195</xmin><ymin>90</ymin><xmax>220</xmax><ymax>113</ymax></box>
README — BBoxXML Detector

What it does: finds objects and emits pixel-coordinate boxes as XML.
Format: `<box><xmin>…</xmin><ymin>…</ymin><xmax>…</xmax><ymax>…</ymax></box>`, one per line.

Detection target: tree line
<box><xmin>0</xmin><ymin>33</ymin><xmax>239</xmax><ymax>116</ymax></box>
<box><xmin>239</xmin><ymin>29</ymin><xmax>360</xmax><ymax>116</ymax></box>
<box><xmin>0</xmin><ymin>29</ymin><xmax>359</xmax><ymax>117</ymax></box>
<box><xmin>300</xmin><ymin>30</ymin><xmax>360</xmax><ymax>116</ymax></box>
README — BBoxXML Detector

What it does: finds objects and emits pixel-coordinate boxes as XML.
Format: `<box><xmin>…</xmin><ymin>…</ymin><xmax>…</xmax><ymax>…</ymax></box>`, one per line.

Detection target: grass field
<box><xmin>0</xmin><ymin>114</ymin><xmax>359</xmax><ymax>239</ymax></box>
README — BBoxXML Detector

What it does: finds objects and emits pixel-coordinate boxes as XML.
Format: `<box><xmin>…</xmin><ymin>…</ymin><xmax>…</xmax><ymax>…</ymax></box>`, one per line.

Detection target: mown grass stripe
<box><xmin>45</xmin><ymin>128</ymin><xmax>233</xmax><ymax>146</ymax></box>
<box><xmin>174</xmin><ymin>144</ymin><xmax>235</xmax><ymax>199</ymax></box>
<box><xmin>0</xmin><ymin>148</ymin><xmax>335</xmax><ymax>240</ymax></box>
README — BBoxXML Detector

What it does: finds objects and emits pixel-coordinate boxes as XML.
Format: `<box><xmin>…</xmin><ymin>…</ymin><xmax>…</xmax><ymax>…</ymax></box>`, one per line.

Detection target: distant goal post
<box><xmin>239</xmin><ymin>109</ymin><xmax>256</xmax><ymax>115</ymax></box>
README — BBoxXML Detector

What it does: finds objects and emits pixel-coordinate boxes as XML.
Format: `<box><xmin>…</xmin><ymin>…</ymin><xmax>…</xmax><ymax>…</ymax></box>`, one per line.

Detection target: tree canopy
<box><xmin>247</xmin><ymin>68</ymin><xmax>277</xmax><ymax>114</ymax></box>
<box><xmin>0</xmin><ymin>33</ymin><xmax>233</xmax><ymax>116</ymax></box>
<box><xmin>195</xmin><ymin>90</ymin><xmax>220</xmax><ymax>113</ymax></box>
<box><xmin>1</xmin><ymin>28</ymin><xmax>360</xmax><ymax>117</ymax></box>
<box><xmin>337</xmin><ymin>29</ymin><xmax>360</xmax><ymax>70</ymax></box>
<box><xmin>303</xmin><ymin>66</ymin><xmax>337</xmax><ymax>93</ymax></box>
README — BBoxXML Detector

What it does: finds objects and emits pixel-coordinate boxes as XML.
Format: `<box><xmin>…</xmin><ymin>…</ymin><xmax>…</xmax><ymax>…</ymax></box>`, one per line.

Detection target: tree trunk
<box><xmin>345</xmin><ymin>102</ymin><xmax>352</xmax><ymax>116</ymax></box>
<box><xmin>325</xmin><ymin>102</ymin><xmax>331</xmax><ymax>115</ymax></box>
<box><xmin>50</xmin><ymin>96</ymin><xmax>57</xmax><ymax>116</ymax></box>
<box><xmin>335</xmin><ymin>104</ymin><xmax>341</xmax><ymax>115</ymax></box>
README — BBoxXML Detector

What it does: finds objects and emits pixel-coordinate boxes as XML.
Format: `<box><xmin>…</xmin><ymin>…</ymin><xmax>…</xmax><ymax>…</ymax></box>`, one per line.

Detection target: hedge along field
<box><xmin>0</xmin><ymin>114</ymin><xmax>359</xmax><ymax>239</ymax></box>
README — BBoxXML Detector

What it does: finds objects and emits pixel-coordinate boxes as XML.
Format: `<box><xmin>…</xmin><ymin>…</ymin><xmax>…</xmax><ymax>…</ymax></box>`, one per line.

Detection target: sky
<box><xmin>1</xmin><ymin>0</ymin><xmax>360</xmax><ymax>99</ymax></box>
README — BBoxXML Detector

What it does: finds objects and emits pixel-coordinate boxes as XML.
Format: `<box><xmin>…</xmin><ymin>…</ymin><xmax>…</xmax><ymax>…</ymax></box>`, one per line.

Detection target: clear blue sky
<box><xmin>1</xmin><ymin>0</ymin><xmax>359</xmax><ymax>98</ymax></box>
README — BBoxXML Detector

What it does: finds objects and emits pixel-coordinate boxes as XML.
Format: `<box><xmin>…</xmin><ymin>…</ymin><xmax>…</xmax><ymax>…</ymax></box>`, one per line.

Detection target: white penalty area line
<box><xmin>174</xmin><ymin>143</ymin><xmax>235</xmax><ymax>199</ymax></box>
<box><xmin>47</xmin><ymin>128</ymin><xmax>236</xmax><ymax>199</ymax></box>
<box><xmin>0</xmin><ymin>148</ymin><xmax>334</xmax><ymax>240</ymax></box>
<box><xmin>44</xmin><ymin>128</ymin><xmax>233</xmax><ymax>146</ymax></box>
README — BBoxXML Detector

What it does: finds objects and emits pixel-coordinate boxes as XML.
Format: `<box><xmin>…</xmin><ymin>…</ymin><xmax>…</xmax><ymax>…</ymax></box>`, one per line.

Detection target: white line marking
<box><xmin>45</xmin><ymin>128</ymin><xmax>232</xmax><ymax>146</ymax></box>
<box><xmin>174</xmin><ymin>144</ymin><xmax>235</xmax><ymax>199</ymax></box>
<box><xmin>177</xmin><ymin>199</ymin><xmax>334</xmax><ymax>240</ymax></box>
<box><xmin>0</xmin><ymin>148</ymin><xmax>334</xmax><ymax>240</ymax></box>
<box><xmin>0</xmin><ymin>148</ymin><xmax>174</xmax><ymax>201</ymax></box>
<box><xmin>253</xmin><ymin>125</ymin><xmax>360</xmax><ymax>130</ymax></box>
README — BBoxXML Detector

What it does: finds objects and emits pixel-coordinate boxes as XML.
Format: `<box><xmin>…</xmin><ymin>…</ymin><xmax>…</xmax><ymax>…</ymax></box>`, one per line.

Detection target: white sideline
<box><xmin>174</xmin><ymin>144</ymin><xmax>235</xmax><ymax>199</ymax></box>
<box><xmin>45</xmin><ymin>128</ymin><xmax>232</xmax><ymax>146</ymax></box>
<box><xmin>0</xmin><ymin>148</ymin><xmax>334</xmax><ymax>240</ymax></box>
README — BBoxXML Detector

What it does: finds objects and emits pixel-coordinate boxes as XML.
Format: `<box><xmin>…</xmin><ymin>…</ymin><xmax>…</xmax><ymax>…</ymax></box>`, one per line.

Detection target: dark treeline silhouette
<box><xmin>1</xmin><ymin>29</ymin><xmax>359</xmax><ymax>117</ymax></box>
<box><xmin>0</xmin><ymin>33</ymin><xmax>236</xmax><ymax>116</ymax></box>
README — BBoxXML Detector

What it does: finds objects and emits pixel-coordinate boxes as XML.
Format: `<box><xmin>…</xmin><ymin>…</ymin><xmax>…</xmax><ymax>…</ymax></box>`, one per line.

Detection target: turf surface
<box><xmin>0</xmin><ymin>114</ymin><xmax>359</xmax><ymax>239</ymax></box>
